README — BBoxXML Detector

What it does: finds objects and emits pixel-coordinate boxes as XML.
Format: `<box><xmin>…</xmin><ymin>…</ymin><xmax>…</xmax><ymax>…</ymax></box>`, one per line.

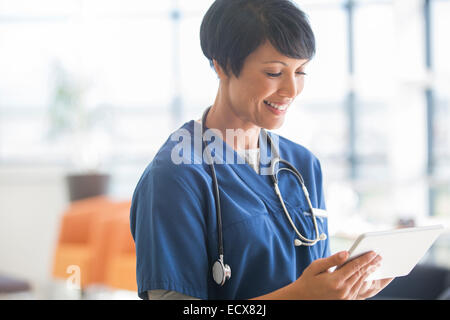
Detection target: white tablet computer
<box><xmin>346</xmin><ymin>224</ymin><xmax>444</xmax><ymax>281</ymax></box>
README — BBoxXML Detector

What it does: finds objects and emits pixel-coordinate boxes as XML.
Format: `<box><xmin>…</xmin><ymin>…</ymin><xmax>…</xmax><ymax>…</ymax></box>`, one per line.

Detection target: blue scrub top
<box><xmin>130</xmin><ymin>120</ymin><xmax>330</xmax><ymax>300</ymax></box>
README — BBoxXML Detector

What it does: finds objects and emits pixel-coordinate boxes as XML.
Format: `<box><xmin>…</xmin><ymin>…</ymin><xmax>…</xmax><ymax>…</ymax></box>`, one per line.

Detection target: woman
<box><xmin>130</xmin><ymin>0</ymin><xmax>393</xmax><ymax>300</ymax></box>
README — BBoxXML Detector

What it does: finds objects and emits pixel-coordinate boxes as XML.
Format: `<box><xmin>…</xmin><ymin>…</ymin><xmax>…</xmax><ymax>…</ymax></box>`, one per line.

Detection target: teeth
<box><xmin>264</xmin><ymin>100</ymin><xmax>288</xmax><ymax>111</ymax></box>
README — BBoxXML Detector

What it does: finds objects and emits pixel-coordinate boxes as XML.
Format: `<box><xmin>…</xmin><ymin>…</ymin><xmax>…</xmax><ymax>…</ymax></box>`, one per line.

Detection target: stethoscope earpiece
<box><xmin>295</xmin><ymin>233</ymin><xmax>327</xmax><ymax>247</ymax></box>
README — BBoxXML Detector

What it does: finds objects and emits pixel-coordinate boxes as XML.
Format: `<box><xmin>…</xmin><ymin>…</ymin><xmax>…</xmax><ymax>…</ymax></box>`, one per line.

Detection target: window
<box><xmin>430</xmin><ymin>0</ymin><xmax>450</xmax><ymax>217</ymax></box>
<box><xmin>1</xmin><ymin>0</ymin><xmax>448</xmax><ymax>222</ymax></box>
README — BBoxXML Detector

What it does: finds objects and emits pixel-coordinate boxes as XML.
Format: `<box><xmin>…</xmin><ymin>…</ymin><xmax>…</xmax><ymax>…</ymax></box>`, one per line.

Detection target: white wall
<box><xmin>0</xmin><ymin>166</ymin><xmax>69</xmax><ymax>295</ymax></box>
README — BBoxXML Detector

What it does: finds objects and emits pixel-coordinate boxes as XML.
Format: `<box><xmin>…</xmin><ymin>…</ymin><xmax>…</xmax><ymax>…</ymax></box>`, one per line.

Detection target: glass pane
<box><xmin>0</xmin><ymin>0</ymin><xmax>78</xmax><ymax>16</ymax></box>
<box><xmin>82</xmin><ymin>18</ymin><xmax>173</xmax><ymax>107</ymax></box>
<box><xmin>354</xmin><ymin>3</ymin><xmax>396</xmax><ymax>100</ymax></box>
<box><xmin>0</xmin><ymin>18</ymin><xmax>173</xmax><ymax>108</ymax></box>
<box><xmin>301</xmin><ymin>6</ymin><xmax>348</xmax><ymax>102</ymax></box>
<box><xmin>179</xmin><ymin>15</ymin><xmax>219</xmax><ymax>116</ymax></box>
<box><xmin>357</xmin><ymin>187</ymin><xmax>395</xmax><ymax>224</ymax></box>
<box><xmin>111</xmin><ymin>111</ymin><xmax>173</xmax><ymax>159</ymax></box>
<box><xmin>0</xmin><ymin>4</ymin><xmax>174</xmax><ymax>165</ymax></box>
<box><xmin>353</xmin><ymin>3</ymin><xmax>393</xmax><ymax>180</ymax></box>
<box><xmin>433</xmin><ymin>184</ymin><xmax>450</xmax><ymax>218</ymax></box>
<box><xmin>354</xmin><ymin>99</ymin><xmax>390</xmax><ymax>181</ymax></box>
<box><xmin>0</xmin><ymin>113</ymin><xmax>55</xmax><ymax>161</ymax></box>
<box><xmin>434</xmin><ymin>90</ymin><xmax>450</xmax><ymax>176</ymax></box>
<box><xmin>178</xmin><ymin>0</ymin><xmax>213</xmax><ymax>15</ymax></box>
<box><xmin>79</xmin><ymin>0</ymin><xmax>171</xmax><ymax>16</ymax></box>
<box><xmin>433</xmin><ymin>0</ymin><xmax>450</xmax><ymax>177</ymax></box>
<box><xmin>283</xmin><ymin>4</ymin><xmax>349</xmax><ymax>180</ymax></box>
<box><xmin>0</xmin><ymin>22</ymin><xmax>72</xmax><ymax>108</ymax></box>
<box><xmin>295</xmin><ymin>0</ymin><xmax>345</xmax><ymax>9</ymax></box>
<box><xmin>433</xmin><ymin>0</ymin><xmax>450</xmax><ymax>76</ymax></box>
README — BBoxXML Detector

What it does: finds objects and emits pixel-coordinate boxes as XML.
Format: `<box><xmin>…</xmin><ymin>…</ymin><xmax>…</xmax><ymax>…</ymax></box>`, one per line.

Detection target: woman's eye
<box><xmin>266</xmin><ymin>72</ymin><xmax>282</xmax><ymax>77</ymax></box>
<box><xmin>266</xmin><ymin>72</ymin><xmax>307</xmax><ymax>78</ymax></box>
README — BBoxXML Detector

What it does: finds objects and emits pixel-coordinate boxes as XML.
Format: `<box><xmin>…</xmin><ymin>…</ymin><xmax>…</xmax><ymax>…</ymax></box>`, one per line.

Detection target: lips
<box><xmin>264</xmin><ymin>100</ymin><xmax>289</xmax><ymax>111</ymax></box>
<box><xmin>263</xmin><ymin>100</ymin><xmax>289</xmax><ymax>111</ymax></box>
<box><xmin>264</xmin><ymin>100</ymin><xmax>289</xmax><ymax>115</ymax></box>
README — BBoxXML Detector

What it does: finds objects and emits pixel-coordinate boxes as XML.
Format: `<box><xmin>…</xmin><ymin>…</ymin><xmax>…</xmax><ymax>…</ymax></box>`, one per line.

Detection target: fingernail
<box><xmin>339</xmin><ymin>251</ymin><xmax>347</xmax><ymax>259</ymax></box>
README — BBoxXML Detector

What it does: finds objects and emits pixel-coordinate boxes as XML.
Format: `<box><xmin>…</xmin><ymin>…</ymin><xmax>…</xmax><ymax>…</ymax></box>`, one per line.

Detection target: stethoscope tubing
<box><xmin>201</xmin><ymin>106</ymin><xmax>326</xmax><ymax>285</ymax></box>
<box><xmin>201</xmin><ymin>115</ymin><xmax>225</xmax><ymax>258</ymax></box>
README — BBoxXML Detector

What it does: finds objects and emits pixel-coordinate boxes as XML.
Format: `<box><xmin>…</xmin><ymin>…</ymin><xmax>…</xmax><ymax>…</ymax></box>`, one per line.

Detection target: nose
<box><xmin>278</xmin><ymin>75</ymin><xmax>303</xmax><ymax>99</ymax></box>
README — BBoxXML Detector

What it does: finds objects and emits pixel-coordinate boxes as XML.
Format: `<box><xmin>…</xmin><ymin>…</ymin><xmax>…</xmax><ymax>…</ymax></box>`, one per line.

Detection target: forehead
<box><xmin>245</xmin><ymin>41</ymin><xmax>309</xmax><ymax>66</ymax></box>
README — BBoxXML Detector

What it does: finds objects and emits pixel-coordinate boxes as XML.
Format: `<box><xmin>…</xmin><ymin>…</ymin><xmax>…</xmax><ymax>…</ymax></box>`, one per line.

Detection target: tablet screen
<box><xmin>346</xmin><ymin>225</ymin><xmax>444</xmax><ymax>281</ymax></box>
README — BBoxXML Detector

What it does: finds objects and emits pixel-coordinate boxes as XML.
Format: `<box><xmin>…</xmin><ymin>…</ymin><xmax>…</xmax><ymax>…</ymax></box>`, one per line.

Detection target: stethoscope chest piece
<box><xmin>212</xmin><ymin>257</ymin><xmax>231</xmax><ymax>286</ymax></box>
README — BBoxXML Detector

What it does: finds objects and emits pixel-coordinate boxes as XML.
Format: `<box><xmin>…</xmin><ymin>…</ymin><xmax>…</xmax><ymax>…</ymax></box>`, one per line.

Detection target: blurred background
<box><xmin>0</xmin><ymin>0</ymin><xmax>449</xmax><ymax>300</ymax></box>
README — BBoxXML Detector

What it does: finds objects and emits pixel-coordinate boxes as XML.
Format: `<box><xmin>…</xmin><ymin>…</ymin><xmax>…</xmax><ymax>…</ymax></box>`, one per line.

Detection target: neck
<box><xmin>205</xmin><ymin>90</ymin><xmax>261</xmax><ymax>150</ymax></box>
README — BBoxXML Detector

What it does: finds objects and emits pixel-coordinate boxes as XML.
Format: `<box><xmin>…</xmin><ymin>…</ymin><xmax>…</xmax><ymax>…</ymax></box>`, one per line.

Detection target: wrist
<box><xmin>249</xmin><ymin>278</ymin><xmax>306</xmax><ymax>300</ymax></box>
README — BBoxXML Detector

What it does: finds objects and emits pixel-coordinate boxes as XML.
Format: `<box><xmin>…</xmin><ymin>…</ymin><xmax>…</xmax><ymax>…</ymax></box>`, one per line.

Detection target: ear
<box><xmin>212</xmin><ymin>59</ymin><xmax>228</xmax><ymax>81</ymax></box>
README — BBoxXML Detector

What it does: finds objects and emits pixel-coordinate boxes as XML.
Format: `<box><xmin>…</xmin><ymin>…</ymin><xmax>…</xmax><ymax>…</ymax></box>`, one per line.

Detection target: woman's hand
<box><xmin>355</xmin><ymin>277</ymin><xmax>394</xmax><ymax>300</ymax></box>
<box><xmin>294</xmin><ymin>250</ymin><xmax>383</xmax><ymax>300</ymax></box>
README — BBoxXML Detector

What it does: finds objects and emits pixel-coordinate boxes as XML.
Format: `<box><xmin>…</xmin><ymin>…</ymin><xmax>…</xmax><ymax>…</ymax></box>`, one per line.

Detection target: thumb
<box><xmin>308</xmin><ymin>251</ymin><xmax>348</xmax><ymax>275</ymax></box>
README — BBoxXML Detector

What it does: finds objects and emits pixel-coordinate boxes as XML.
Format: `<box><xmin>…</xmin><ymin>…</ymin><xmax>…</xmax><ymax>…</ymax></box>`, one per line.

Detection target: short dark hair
<box><xmin>200</xmin><ymin>0</ymin><xmax>315</xmax><ymax>78</ymax></box>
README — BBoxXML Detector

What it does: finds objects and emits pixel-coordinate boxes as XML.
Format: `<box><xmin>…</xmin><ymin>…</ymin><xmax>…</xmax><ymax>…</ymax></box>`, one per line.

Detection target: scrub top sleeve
<box><xmin>130</xmin><ymin>161</ymin><xmax>210</xmax><ymax>300</ymax></box>
<box><xmin>313</xmin><ymin>157</ymin><xmax>327</xmax><ymax>211</ymax></box>
<box><xmin>148</xmin><ymin>290</ymin><xmax>201</xmax><ymax>300</ymax></box>
<box><xmin>313</xmin><ymin>157</ymin><xmax>331</xmax><ymax>258</ymax></box>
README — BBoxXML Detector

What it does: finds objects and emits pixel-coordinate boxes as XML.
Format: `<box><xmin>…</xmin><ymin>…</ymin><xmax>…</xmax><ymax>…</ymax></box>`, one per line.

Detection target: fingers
<box><xmin>358</xmin><ymin>277</ymin><xmax>395</xmax><ymax>300</ymax></box>
<box><xmin>345</xmin><ymin>255</ymin><xmax>382</xmax><ymax>288</ymax></box>
<box><xmin>355</xmin><ymin>279</ymin><xmax>374</xmax><ymax>300</ymax></box>
<box><xmin>337</xmin><ymin>251</ymin><xmax>379</xmax><ymax>282</ymax></box>
<box><xmin>308</xmin><ymin>251</ymin><xmax>349</xmax><ymax>275</ymax></box>
<box><xmin>348</xmin><ymin>265</ymin><xmax>379</xmax><ymax>299</ymax></box>
<box><xmin>379</xmin><ymin>277</ymin><xmax>395</xmax><ymax>288</ymax></box>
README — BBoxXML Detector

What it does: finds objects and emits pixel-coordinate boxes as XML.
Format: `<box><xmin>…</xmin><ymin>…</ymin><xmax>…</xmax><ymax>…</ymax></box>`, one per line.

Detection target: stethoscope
<box><xmin>201</xmin><ymin>106</ymin><xmax>327</xmax><ymax>286</ymax></box>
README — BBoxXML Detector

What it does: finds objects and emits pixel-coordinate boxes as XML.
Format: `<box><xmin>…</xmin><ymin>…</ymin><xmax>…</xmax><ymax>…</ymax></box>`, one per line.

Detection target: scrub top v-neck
<box><xmin>130</xmin><ymin>119</ymin><xmax>330</xmax><ymax>300</ymax></box>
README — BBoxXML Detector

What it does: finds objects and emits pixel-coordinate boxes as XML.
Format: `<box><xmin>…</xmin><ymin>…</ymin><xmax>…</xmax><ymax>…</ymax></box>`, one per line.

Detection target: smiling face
<box><xmin>217</xmin><ymin>41</ymin><xmax>309</xmax><ymax>131</ymax></box>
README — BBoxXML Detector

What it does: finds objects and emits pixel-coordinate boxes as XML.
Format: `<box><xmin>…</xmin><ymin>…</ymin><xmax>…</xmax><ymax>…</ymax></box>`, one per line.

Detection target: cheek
<box><xmin>232</xmin><ymin>77</ymin><xmax>273</xmax><ymax>103</ymax></box>
<box><xmin>252</xmin><ymin>79</ymin><xmax>276</xmax><ymax>101</ymax></box>
<box><xmin>298</xmin><ymin>79</ymin><xmax>305</xmax><ymax>94</ymax></box>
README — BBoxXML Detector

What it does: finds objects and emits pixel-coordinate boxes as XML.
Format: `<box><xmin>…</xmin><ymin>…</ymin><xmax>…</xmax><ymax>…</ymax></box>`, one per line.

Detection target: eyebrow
<box><xmin>262</xmin><ymin>60</ymin><xmax>309</xmax><ymax>67</ymax></box>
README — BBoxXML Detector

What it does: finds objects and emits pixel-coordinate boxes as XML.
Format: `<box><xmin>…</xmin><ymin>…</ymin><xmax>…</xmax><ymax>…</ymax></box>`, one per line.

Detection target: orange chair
<box><xmin>103</xmin><ymin>212</ymin><xmax>137</xmax><ymax>292</ymax></box>
<box><xmin>52</xmin><ymin>196</ymin><xmax>132</xmax><ymax>289</ymax></box>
